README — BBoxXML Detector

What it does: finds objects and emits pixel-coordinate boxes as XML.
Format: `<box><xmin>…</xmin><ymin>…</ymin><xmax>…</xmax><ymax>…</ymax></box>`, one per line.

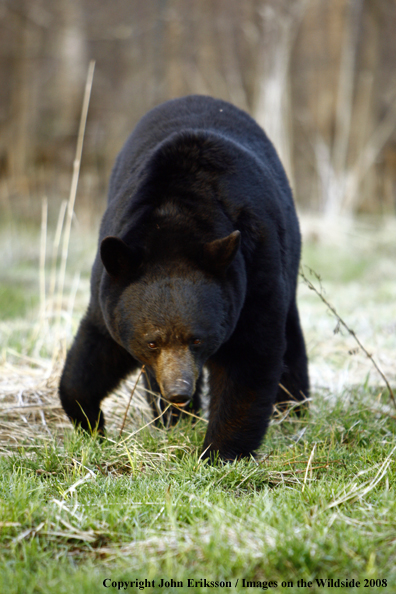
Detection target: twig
<box><xmin>29</xmin><ymin>197</ymin><xmax>48</xmax><ymax>349</ymax></box>
<box><xmin>300</xmin><ymin>266</ymin><xmax>395</xmax><ymax>408</ymax></box>
<box><xmin>119</xmin><ymin>365</ymin><xmax>145</xmax><ymax>437</ymax></box>
<box><xmin>56</xmin><ymin>60</ymin><xmax>95</xmax><ymax>332</ymax></box>
<box><xmin>39</xmin><ymin>197</ymin><xmax>48</xmax><ymax>324</ymax></box>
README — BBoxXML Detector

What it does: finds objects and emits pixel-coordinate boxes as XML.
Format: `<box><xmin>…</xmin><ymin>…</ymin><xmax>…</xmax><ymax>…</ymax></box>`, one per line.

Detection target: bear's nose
<box><xmin>164</xmin><ymin>378</ymin><xmax>193</xmax><ymax>406</ymax></box>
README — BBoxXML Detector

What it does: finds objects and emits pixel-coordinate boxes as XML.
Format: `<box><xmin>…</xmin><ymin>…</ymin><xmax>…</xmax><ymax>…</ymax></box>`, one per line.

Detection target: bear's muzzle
<box><xmin>154</xmin><ymin>346</ymin><xmax>199</xmax><ymax>406</ymax></box>
<box><xmin>162</xmin><ymin>377</ymin><xmax>194</xmax><ymax>406</ymax></box>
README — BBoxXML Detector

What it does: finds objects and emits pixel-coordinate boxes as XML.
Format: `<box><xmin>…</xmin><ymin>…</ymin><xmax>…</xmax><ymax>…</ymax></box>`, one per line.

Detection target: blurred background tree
<box><xmin>0</xmin><ymin>0</ymin><xmax>395</xmax><ymax>218</ymax></box>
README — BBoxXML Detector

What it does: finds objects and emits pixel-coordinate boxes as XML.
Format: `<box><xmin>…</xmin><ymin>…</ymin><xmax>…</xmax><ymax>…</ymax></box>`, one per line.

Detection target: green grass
<box><xmin>1</xmin><ymin>213</ymin><xmax>395</xmax><ymax>593</ymax></box>
<box><xmin>1</xmin><ymin>389</ymin><xmax>395</xmax><ymax>594</ymax></box>
<box><xmin>0</xmin><ymin>283</ymin><xmax>38</xmax><ymax>319</ymax></box>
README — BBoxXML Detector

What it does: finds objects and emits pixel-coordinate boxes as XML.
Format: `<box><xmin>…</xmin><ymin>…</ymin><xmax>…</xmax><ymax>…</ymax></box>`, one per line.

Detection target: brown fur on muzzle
<box><xmin>153</xmin><ymin>346</ymin><xmax>199</xmax><ymax>404</ymax></box>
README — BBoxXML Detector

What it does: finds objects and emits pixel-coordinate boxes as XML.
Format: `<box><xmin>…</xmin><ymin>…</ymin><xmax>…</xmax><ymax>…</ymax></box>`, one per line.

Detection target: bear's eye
<box><xmin>147</xmin><ymin>341</ymin><xmax>158</xmax><ymax>350</ymax></box>
<box><xmin>192</xmin><ymin>338</ymin><xmax>202</xmax><ymax>346</ymax></box>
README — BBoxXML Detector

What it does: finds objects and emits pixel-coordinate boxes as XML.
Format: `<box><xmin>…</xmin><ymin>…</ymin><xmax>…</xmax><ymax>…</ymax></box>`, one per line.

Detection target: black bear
<box><xmin>59</xmin><ymin>95</ymin><xmax>309</xmax><ymax>460</ymax></box>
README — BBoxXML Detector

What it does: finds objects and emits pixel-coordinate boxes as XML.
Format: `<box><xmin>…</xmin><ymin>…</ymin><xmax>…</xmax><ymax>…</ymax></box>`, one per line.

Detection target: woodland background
<box><xmin>1</xmin><ymin>0</ymin><xmax>396</xmax><ymax>220</ymax></box>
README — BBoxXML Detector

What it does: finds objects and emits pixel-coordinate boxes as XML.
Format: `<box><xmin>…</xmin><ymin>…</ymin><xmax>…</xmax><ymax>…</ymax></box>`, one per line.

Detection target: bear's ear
<box><xmin>100</xmin><ymin>236</ymin><xmax>142</xmax><ymax>278</ymax></box>
<box><xmin>202</xmin><ymin>230</ymin><xmax>241</xmax><ymax>274</ymax></box>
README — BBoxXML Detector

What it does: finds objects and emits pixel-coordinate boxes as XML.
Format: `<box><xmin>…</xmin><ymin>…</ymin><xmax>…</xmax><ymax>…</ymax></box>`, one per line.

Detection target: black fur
<box><xmin>59</xmin><ymin>95</ymin><xmax>309</xmax><ymax>459</ymax></box>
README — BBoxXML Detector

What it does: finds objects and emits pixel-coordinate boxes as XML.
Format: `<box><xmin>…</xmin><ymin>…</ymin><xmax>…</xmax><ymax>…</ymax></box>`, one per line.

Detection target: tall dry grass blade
<box><xmin>55</xmin><ymin>60</ymin><xmax>95</xmax><ymax>348</ymax></box>
<box><xmin>48</xmin><ymin>199</ymin><xmax>67</xmax><ymax>323</ymax></box>
<box><xmin>29</xmin><ymin>197</ymin><xmax>48</xmax><ymax>355</ymax></box>
<box><xmin>302</xmin><ymin>443</ymin><xmax>316</xmax><ymax>493</ymax></box>
<box><xmin>39</xmin><ymin>197</ymin><xmax>48</xmax><ymax>324</ymax></box>
<box><xmin>119</xmin><ymin>365</ymin><xmax>145</xmax><ymax>437</ymax></box>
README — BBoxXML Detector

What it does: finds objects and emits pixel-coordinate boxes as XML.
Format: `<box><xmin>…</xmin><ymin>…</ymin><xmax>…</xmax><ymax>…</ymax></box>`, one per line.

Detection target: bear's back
<box><xmin>108</xmin><ymin>95</ymin><xmax>287</xmax><ymax>205</ymax></box>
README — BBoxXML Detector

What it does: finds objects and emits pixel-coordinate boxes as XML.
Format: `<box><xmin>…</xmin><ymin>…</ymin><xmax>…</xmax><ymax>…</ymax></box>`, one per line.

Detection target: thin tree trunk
<box><xmin>254</xmin><ymin>0</ymin><xmax>308</xmax><ymax>186</ymax></box>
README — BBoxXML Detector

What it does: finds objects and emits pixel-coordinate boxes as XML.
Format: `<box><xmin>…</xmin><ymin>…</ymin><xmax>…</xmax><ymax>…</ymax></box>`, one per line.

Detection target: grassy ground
<box><xmin>0</xmin><ymin>205</ymin><xmax>395</xmax><ymax>594</ymax></box>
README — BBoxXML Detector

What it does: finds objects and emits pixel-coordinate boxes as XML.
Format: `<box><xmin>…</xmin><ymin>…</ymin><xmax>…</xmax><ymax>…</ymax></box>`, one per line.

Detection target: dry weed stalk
<box><xmin>39</xmin><ymin>197</ymin><xmax>48</xmax><ymax>325</ymax></box>
<box><xmin>55</xmin><ymin>60</ymin><xmax>95</xmax><ymax>352</ymax></box>
<box><xmin>302</xmin><ymin>443</ymin><xmax>316</xmax><ymax>493</ymax></box>
<box><xmin>300</xmin><ymin>266</ymin><xmax>395</xmax><ymax>408</ymax></box>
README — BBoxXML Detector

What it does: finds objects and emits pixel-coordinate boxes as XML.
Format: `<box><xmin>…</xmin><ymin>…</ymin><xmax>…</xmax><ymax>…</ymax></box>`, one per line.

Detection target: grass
<box><xmin>0</xmin><ymin>209</ymin><xmax>395</xmax><ymax>593</ymax></box>
<box><xmin>1</xmin><ymin>393</ymin><xmax>395</xmax><ymax>593</ymax></box>
<box><xmin>0</xmin><ymin>283</ymin><xmax>38</xmax><ymax>320</ymax></box>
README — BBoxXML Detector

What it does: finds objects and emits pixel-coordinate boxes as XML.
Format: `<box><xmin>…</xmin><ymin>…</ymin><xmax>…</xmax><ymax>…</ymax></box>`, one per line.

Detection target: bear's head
<box><xmin>98</xmin><ymin>231</ymin><xmax>243</xmax><ymax>406</ymax></box>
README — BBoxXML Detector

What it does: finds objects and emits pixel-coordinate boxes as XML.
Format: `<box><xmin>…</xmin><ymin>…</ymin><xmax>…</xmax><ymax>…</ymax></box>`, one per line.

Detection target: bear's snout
<box><xmin>162</xmin><ymin>378</ymin><xmax>194</xmax><ymax>405</ymax></box>
<box><xmin>154</xmin><ymin>346</ymin><xmax>199</xmax><ymax>405</ymax></box>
